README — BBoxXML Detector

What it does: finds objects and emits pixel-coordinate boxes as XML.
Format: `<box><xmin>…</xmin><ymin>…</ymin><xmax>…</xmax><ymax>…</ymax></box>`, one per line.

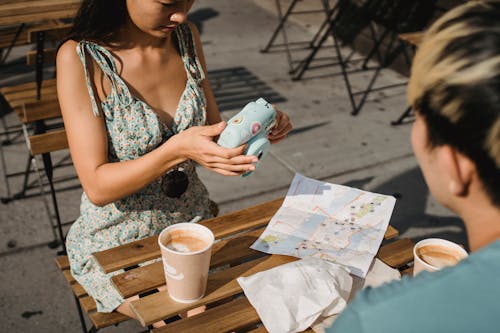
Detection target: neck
<box><xmin>114</xmin><ymin>20</ymin><xmax>172</xmax><ymax>50</ymax></box>
<box><xmin>454</xmin><ymin>195</ymin><xmax>500</xmax><ymax>252</ymax></box>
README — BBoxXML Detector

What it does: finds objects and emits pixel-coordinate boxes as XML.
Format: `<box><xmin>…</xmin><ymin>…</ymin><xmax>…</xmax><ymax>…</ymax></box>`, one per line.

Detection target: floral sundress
<box><xmin>65</xmin><ymin>24</ymin><xmax>214</xmax><ymax>312</ymax></box>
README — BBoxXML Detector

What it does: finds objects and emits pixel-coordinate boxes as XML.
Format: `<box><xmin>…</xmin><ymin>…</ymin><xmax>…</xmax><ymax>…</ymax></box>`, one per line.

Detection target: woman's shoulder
<box><xmin>57</xmin><ymin>39</ymin><xmax>82</xmax><ymax>69</ymax></box>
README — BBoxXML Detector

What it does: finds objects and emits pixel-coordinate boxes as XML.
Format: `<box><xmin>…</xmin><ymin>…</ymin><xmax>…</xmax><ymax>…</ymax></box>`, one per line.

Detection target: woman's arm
<box><xmin>57</xmin><ymin>40</ymin><xmax>189</xmax><ymax>206</ymax></box>
<box><xmin>57</xmin><ymin>40</ymin><xmax>256</xmax><ymax>206</ymax></box>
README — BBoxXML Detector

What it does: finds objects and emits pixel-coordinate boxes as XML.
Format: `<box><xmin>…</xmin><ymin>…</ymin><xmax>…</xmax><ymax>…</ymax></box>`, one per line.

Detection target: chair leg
<box><xmin>18</xmin><ymin>154</ymin><xmax>33</xmax><ymax>199</ymax></box>
<box><xmin>73</xmin><ymin>295</ymin><xmax>89</xmax><ymax>333</ymax></box>
<box><xmin>87</xmin><ymin>326</ymin><xmax>98</xmax><ymax>333</ymax></box>
<box><xmin>331</xmin><ymin>31</ymin><xmax>358</xmax><ymax>114</ymax></box>
<box><xmin>391</xmin><ymin>106</ymin><xmax>414</xmax><ymax>126</ymax></box>
<box><xmin>292</xmin><ymin>15</ymin><xmax>333</xmax><ymax>80</ymax></box>
<box><xmin>361</xmin><ymin>26</ymin><xmax>390</xmax><ymax>69</ymax></box>
<box><xmin>0</xmin><ymin>137</ymin><xmax>12</xmax><ymax>200</ymax></box>
<box><xmin>261</xmin><ymin>0</ymin><xmax>300</xmax><ymax>53</ymax></box>
<box><xmin>261</xmin><ymin>0</ymin><xmax>301</xmax><ymax>73</ymax></box>
<box><xmin>0</xmin><ymin>23</ymin><xmax>24</xmax><ymax>64</ymax></box>
<box><xmin>32</xmin><ymin>156</ymin><xmax>61</xmax><ymax>248</ymax></box>
<box><xmin>44</xmin><ymin>155</ymin><xmax>67</xmax><ymax>254</ymax></box>
<box><xmin>351</xmin><ymin>66</ymin><xmax>382</xmax><ymax>116</ymax></box>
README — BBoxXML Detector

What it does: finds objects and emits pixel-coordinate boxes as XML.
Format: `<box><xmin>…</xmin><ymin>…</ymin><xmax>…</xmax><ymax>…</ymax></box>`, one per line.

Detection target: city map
<box><xmin>251</xmin><ymin>173</ymin><xmax>396</xmax><ymax>277</ymax></box>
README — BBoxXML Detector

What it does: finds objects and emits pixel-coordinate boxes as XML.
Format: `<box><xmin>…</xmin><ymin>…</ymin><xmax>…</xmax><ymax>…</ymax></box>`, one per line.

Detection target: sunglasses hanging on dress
<box><xmin>161</xmin><ymin>167</ymin><xmax>189</xmax><ymax>198</ymax></box>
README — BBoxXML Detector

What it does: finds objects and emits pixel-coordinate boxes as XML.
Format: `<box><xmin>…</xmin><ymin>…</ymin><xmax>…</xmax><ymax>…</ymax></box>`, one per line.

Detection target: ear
<box><xmin>439</xmin><ymin>145</ymin><xmax>475</xmax><ymax>197</ymax></box>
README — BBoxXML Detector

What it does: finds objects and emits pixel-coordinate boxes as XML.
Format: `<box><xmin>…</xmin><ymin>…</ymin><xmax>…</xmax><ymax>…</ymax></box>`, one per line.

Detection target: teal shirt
<box><xmin>327</xmin><ymin>241</ymin><xmax>500</xmax><ymax>333</ymax></box>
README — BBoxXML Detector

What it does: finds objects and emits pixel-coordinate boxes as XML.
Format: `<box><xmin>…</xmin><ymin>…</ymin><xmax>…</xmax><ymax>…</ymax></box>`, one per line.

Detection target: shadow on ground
<box><xmin>345</xmin><ymin>167</ymin><xmax>467</xmax><ymax>250</ymax></box>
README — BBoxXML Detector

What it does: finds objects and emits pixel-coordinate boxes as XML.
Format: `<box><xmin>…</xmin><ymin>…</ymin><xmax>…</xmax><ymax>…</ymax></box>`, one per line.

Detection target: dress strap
<box><xmin>76</xmin><ymin>41</ymin><xmax>133</xmax><ymax>117</ymax></box>
<box><xmin>175</xmin><ymin>24</ymin><xmax>205</xmax><ymax>84</ymax></box>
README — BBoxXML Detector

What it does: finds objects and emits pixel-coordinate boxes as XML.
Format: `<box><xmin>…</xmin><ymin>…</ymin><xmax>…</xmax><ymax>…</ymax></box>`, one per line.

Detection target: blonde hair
<box><xmin>408</xmin><ymin>0</ymin><xmax>500</xmax><ymax>205</ymax></box>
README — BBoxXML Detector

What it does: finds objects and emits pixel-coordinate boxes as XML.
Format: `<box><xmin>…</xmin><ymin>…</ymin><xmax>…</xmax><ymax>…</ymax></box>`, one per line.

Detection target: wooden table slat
<box><xmin>18</xmin><ymin>99</ymin><xmax>61</xmax><ymax>123</ymax></box>
<box><xmin>198</xmin><ymin>197</ymin><xmax>284</xmax><ymax>239</ymax></box>
<box><xmin>0</xmin><ymin>0</ymin><xmax>79</xmax><ymax>18</ymax></box>
<box><xmin>112</xmin><ymin>227</ymin><xmax>266</xmax><ymax>298</ymax></box>
<box><xmin>152</xmin><ymin>296</ymin><xmax>260</xmax><ymax>333</ymax></box>
<box><xmin>79</xmin><ymin>296</ymin><xmax>97</xmax><ymax>313</ymax></box>
<box><xmin>384</xmin><ymin>225</ymin><xmax>398</xmax><ymax>240</ymax></box>
<box><xmin>9</xmin><ymin>89</ymin><xmax>58</xmax><ymax>109</ymax></box>
<box><xmin>5</xmin><ymin>83</ymin><xmax>57</xmax><ymax>100</ymax></box>
<box><xmin>377</xmin><ymin>238</ymin><xmax>414</xmax><ymax>268</ymax></box>
<box><xmin>26</xmin><ymin>48</ymin><xmax>58</xmax><ymax>66</ymax></box>
<box><xmin>130</xmin><ymin>255</ymin><xmax>296</xmax><ymax>326</ymax></box>
<box><xmin>63</xmin><ymin>269</ymin><xmax>75</xmax><ymax>284</ymax></box>
<box><xmin>247</xmin><ymin>326</ymin><xmax>314</xmax><ymax>333</ymax></box>
<box><xmin>0</xmin><ymin>78</ymin><xmax>56</xmax><ymax>95</ymax></box>
<box><xmin>0</xmin><ymin>9</ymin><xmax>78</xmax><ymax>26</ymax></box>
<box><xmin>94</xmin><ymin>198</ymin><xmax>284</xmax><ymax>273</ymax></box>
<box><xmin>247</xmin><ymin>327</ymin><xmax>268</xmax><ymax>333</ymax></box>
<box><xmin>401</xmin><ymin>266</ymin><xmax>414</xmax><ymax>276</ymax></box>
<box><xmin>55</xmin><ymin>256</ymin><xmax>69</xmax><ymax>270</ymax></box>
<box><xmin>94</xmin><ymin>235</ymin><xmax>161</xmax><ymax>274</ymax></box>
<box><xmin>89</xmin><ymin>311</ymin><xmax>130</xmax><ymax>329</ymax></box>
<box><xmin>71</xmin><ymin>282</ymin><xmax>87</xmax><ymax>298</ymax></box>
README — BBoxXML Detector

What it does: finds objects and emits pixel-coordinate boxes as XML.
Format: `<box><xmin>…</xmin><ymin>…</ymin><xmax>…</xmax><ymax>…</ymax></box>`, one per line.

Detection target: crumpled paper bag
<box><xmin>237</xmin><ymin>257</ymin><xmax>353</xmax><ymax>333</ymax></box>
<box><xmin>311</xmin><ymin>258</ymin><xmax>401</xmax><ymax>332</ymax></box>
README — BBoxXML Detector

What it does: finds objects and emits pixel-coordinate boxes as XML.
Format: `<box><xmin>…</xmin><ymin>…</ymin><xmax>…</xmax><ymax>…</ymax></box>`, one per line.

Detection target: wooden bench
<box><xmin>55</xmin><ymin>256</ymin><xmax>130</xmax><ymax>331</ymax></box>
<box><xmin>0</xmin><ymin>23</ymin><xmax>68</xmax><ymax>201</ymax></box>
<box><xmin>0</xmin><ymin>20</ymin><xmax>70</xmax><ymax>63</ymax></box>
<box><xmin>55</xmin><ymin>198</ymin><xmax>414</xmax><ymax>332</ymax></box>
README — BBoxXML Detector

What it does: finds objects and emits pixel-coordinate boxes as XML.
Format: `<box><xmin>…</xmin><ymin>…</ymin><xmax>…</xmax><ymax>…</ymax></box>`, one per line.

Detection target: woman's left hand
<box><xmin>268</xmin><ymin>107</ymin><xmax>292</xmax><ymax>144</ymax></box>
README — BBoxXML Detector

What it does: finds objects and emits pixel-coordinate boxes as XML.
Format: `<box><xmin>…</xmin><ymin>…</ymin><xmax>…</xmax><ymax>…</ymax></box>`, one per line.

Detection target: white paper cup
<box><xmin>158</xmin><ymin>223</ymin><xmax>214</xmax><ymax>303</ymax></box>
<box><xmin>413</xmin><ymin>238</ymin><xmax>468</xmax><ymax>276</ymax></box>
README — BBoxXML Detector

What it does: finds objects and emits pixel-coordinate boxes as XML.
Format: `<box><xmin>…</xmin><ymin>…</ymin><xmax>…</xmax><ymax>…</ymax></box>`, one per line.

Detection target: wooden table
<box><xmin>0</xmin><ymin>0</ymin><xmax>80</xmax><ymax>26</ymax></box>
<box><xmin>91</xmin><ymin>197</ymin><xmax>414</xmax><ymax>332</ymax></box>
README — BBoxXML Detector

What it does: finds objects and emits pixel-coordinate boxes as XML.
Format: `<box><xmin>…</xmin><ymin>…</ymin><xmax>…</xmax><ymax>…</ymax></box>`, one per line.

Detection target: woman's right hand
<box><xmin>172</xmin><ymin>122</ymin><xmax>258</xmax><ymax>176</ymax></box>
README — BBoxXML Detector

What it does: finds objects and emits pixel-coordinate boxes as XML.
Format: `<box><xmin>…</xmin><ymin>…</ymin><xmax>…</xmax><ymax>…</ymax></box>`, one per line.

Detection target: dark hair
<box><xmin>67</xmin><ymin>0</ymin><xmax>128</xmax><ymax>43</ymax></box>
<box><xmin>409</xmin><ymin>0</ymin><xmax>500</xmax><ymax>206</ymax></box>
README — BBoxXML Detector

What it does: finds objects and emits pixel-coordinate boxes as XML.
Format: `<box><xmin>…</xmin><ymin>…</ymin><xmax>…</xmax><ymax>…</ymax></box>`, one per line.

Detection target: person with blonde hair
<box><xmin>327</xmin><ymin>1</ymin><xmax>500</xmax><ymax>331</ymax></box>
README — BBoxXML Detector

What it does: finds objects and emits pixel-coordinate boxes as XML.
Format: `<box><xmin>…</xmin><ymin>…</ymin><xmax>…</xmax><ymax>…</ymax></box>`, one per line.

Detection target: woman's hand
<box><xmin>268</xmin><ymin>107</ymin><xmax>292</xmax><ymax>144</ymax></box>
<box><xmin>173</xmin><ymin>122</ymin><xmax>258</xmax><ymax>176</ymax></box>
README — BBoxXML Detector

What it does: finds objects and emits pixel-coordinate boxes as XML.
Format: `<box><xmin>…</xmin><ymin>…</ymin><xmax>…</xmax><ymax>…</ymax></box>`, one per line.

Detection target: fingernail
<box><xmin>249</xmin><ymin>166</ymin><xmax>256</xmax><ymax>171</ymax></box>
<box><xmin>252</xmin><ymin>156</ymin><xmax>258</xmax><ymax>162</ymax></box>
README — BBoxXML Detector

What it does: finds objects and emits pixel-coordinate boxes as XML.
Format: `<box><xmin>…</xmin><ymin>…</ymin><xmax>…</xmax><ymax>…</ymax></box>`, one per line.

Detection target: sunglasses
<box><xmin>161</xmin><ymin>168</ymin><xmax>189</xmax><ymax>198</ymax></box>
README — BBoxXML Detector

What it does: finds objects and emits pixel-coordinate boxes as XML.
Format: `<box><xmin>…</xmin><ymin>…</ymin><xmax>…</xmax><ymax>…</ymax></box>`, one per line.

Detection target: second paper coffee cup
<box><xmin>413</xmin><ymin>238</ymin><xmax>468</xmax><ymax>276</ymax></box>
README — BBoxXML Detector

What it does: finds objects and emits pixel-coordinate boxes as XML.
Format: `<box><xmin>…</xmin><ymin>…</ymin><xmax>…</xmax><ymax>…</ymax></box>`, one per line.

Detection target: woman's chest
<box><xmin>100</xmin><ymin>51</ymin><xmax>188</xmax><ymax>125</ymax></box>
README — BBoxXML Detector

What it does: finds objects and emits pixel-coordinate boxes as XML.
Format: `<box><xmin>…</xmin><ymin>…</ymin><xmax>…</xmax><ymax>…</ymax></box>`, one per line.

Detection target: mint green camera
<box><xmin>217</xmin><ymin>98</ymin><xmax>277</xmax><ymax>176</ymax></box>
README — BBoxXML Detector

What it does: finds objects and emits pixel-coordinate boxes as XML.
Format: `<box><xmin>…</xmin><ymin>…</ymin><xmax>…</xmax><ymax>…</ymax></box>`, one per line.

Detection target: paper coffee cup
<box><xmin>158</xmin><ymin>223</ymin><xmax>214</xmax><ymax>303</ymax></box>
<box><xmin>413</xmin><ymin>238</ymin><xmax>468</xmax><ymax>276</ymax></box>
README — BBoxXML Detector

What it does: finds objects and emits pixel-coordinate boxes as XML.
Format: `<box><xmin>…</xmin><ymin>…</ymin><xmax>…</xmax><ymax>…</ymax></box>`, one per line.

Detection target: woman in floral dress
<box><xmin>56</xmin><ymin>0</ymin><xmax>292</xmax><ymax>323</ymax></box>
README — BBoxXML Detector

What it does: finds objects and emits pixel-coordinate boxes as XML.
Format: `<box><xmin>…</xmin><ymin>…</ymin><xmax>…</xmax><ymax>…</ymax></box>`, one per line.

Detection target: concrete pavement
<box><xmin>0</xmin><ymin>1</ymin><xmax>464</xmax><ymax>332</ymax></box>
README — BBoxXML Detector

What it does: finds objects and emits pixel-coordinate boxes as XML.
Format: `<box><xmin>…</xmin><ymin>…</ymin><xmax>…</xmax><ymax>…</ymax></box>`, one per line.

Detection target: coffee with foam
<box><xmin>162</xmin><ymin>228</ymin><xmax>210</xmax><ymax>253</ymax></box>
<box><xmin>416</xmin><ymin>244</ymin><xmax>466</xmax><ymax>268</ymax></box>
<box><xmin>413</xmin><ymin>238</ymin><xmax>468</xmax><ymax>276</ymax></box>
<box><xmin>166</xmin><ymin>235</ymin><xmax>209</xmax><ymax>253</ymax></box>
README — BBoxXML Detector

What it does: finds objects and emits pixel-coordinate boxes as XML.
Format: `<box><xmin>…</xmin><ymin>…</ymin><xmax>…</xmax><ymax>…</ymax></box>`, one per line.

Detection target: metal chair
<box><xmin>292</xmin><ymin>0</ymin><xmax>436</xmax><ymax>115</ymax></box>
<box><xmin>261</xmin><ymin>0</ymin><xmax>336</xmax><ymax>74</ymax></box>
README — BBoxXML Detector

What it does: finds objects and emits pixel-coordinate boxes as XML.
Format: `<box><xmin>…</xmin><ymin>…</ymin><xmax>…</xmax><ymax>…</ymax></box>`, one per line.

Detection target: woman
<box><xmin>327</xmin><ymin>1</ymin><xmax>500</xmax><ymax>332</ymax></box>
<box><xmin>56</xmin><ymin>0</ymin><xmax>292</xmax><ymax>320</ymax></box>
